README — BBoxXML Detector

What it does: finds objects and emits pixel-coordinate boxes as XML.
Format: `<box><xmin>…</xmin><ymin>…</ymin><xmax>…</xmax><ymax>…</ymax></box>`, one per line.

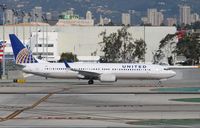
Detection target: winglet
<box><xmin>64</xmin><ymin>60</ymin><xmax>71</xmax><ymax>68</ymax></box>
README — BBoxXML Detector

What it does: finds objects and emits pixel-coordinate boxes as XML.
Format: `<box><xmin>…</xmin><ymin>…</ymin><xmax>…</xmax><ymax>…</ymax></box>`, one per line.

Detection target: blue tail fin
<box><xmin>9</xmin><ymin>34</ymin><xmax>38</xmax><ymax>64</ymax></box>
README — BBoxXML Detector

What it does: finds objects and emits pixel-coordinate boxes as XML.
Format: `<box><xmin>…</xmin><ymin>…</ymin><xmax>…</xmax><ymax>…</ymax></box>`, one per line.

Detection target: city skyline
<box><xmin>1</xmin><ymin>0</ymin><xmax>200</xmax><ymax>26</ymax></box>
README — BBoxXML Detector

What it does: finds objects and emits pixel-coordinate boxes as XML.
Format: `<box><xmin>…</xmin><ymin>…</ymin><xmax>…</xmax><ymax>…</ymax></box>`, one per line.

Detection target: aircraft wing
<box><xmin>64</xmin><ymin>61</ymin><xmax>100</xmax><ymax>79</ymax></box>
<box><xmin>166</xmin><ymin>65</ymin><xmax>200</xmax><ymax>69</ymax></box>
<box><xmin>73</xmin><ymin>70</ymin><xmax>100</xmax><ymax>79</ymax></box>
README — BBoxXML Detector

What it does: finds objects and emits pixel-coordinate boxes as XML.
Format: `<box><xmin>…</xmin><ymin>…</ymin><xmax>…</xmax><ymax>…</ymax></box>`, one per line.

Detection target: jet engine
<box><xmin>99</xmin><ymin>74</ymin><xmax>117</xmax><ymax>82</ymax></box>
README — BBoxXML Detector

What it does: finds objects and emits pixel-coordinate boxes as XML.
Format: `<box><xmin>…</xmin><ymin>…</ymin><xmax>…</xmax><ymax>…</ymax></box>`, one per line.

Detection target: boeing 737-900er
<box><xmin>9</xmin><ymin>34</ymin><xmax>200</xmax><ymax>84</ymax></box>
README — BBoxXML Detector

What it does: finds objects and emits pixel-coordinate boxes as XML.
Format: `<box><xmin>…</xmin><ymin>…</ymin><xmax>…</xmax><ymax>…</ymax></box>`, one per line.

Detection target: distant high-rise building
<box><xmin>86</xmin><ymin>11</ymin><xmax>92</xmax><ymax>20</ymax></box>
<box><xmin>141</xmin><ymin>17</ymin><xmax>148</xmax><ymax>25</ymax></box>
<box><xmin>66</xmin><ymin>8</ymin><xmax>74</xmax><ymax>15</ymax></box>
<box><xmin>122</xmin><ymin>13</ymin><xmax>131</xmax><ymax>25</ymax></box>
<box><xmin>191</xmin><ymin>13</ymin><xmax>199</xmax><ymax>23</ymax></box>
<box><xmin>5</xmin><ymin>9</ymin><xmax>14</xmax><ymax>24</ymax></box>
<box><xmin>46</xmin><ymin>12</ymin><xmax>52</xmax><ymax>20</ymax></box>
<box><xmin>23</xmin><ymin>13</ymin><xmax>29</xmax><ymax>23</ymax></box>
<box><xmin>32</xmin><ymin>6</ymin><xmax>42</xmax><ymax>22</ymax></box>
<box><xmin>103</xmin><ymin>17</ymin><xmax>111</xmax><ymax>25</ymax></box>
<box><xmin>167</xmin><ymin>18</ymin><xmax>177</xmax><ymax>26</ymax></box>
<box><xmin>99</xmin><ymin>15</ymin><xmax>104</xmax><ymax>25</ymax></box>
<box><xmin>60</xmin><ymin>9</ymin><xmax>79</xmax><ymax>20</ymax></box>
<box><xmin>157</xmin><ymin>12</ymin><xmax>164</xmax><ymax>25</ymax></box>
<box><xmin>179</xmin><ymin>5</ymin><xmax>191</xmax><ymax>25</ymax></box>
<box><xmin>147</xmin><ymin>8</ymin><xmax>164</xmax><ymax>26</ymax></box>
<box><xmin>57</xmin><ymin>9</ymin><xmax>94</xmax><ymax>26</ymax></box>
<box><xmin>99</xmin><ymin>15</ymin><xmax>111</xmax><ymax>26</ymax></box>
<box><xmin>148</xmin><ymin>8</ymin><xmax>157</xmax><ymax>26</ymax></box>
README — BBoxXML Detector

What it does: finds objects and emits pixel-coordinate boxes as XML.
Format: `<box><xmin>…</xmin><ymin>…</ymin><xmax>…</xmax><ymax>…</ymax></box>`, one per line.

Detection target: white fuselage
<box><xmin>22</xmin><ymin>63</ymin><xmax>176</xmax><ymax>81</ymax></box>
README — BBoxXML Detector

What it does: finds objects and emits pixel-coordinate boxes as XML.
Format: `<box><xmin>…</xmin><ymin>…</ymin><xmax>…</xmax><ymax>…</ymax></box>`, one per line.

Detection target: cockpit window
<box><xmin>164</xmin><ymin>68</ymin><xmax>170</xmax><ymax>70</ymax></box>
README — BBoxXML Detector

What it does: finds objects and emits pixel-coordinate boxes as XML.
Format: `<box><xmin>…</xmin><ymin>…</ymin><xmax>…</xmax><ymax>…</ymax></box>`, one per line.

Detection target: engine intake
<box><xmin>99</xmin><ymin>74</ymin><xmax>117</xmax><ymax>82</ymax></box>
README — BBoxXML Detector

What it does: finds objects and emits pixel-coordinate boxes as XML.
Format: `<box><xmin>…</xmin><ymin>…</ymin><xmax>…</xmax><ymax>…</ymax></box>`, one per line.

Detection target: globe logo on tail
<box><xmin>16</xmin><ymin>48</ymin><xmax>37</xmax><ymax>64</ymax></box>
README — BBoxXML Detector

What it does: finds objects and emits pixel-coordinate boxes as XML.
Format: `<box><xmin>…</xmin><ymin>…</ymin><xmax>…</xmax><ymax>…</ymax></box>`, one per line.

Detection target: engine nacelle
<box><xmin>99</xmin><ymin>74</ymin><xmax>117</xmax><ymax>82</ymax></box>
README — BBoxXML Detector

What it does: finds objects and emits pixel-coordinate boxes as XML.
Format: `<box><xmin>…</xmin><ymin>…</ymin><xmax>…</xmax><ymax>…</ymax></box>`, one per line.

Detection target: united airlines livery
<box><xmin>9</xmin><ymin>34</ymin><xmax>200</xmax><ymax>84</ymax></box>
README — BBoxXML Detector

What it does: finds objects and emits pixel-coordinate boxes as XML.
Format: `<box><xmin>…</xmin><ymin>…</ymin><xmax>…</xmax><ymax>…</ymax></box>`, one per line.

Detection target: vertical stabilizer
<box><xmin>9</xmin><ymin>34</ymin><xmax>38</xmax><ymax>64</ymax></box>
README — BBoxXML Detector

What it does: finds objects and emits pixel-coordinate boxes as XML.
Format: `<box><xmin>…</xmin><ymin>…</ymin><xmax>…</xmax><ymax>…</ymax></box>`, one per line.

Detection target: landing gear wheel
<box><xmin>156</xmin><ymin>80</ymin><xmax>163</xmax><ymax>87</ymax></box>
<box><xmin>158</xmin><ymin>81</ymin><xmax>161</xmax><ymax>86</ymax></box>
<box><xmin>88</xmin><ymin>80</ymin><xmax>94</xmax><ymax>84</ymax></box>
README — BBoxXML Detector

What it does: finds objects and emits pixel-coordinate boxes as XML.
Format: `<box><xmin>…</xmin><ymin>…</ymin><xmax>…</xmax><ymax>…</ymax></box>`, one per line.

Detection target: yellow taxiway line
<box><xmin>0</xmin><ymin>88</ymin><xmax>68</xmax><ymax>122</ymax></box>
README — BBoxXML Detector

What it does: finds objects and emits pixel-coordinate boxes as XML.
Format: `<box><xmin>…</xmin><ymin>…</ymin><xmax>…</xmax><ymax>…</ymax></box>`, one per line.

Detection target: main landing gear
<box><xmin>88</xmin><ymin>79</ymin><xmax>94</xmax><ymax>84</ymax></box>
<box><xmin>157</xmin><ymin>81</ymin><xmax>162</xmax><ymax>86</ymax></box>
<box><xmin>156</xmin><ymin>79</ymin><xmax>167</xmax><ymax>87</ymax></box>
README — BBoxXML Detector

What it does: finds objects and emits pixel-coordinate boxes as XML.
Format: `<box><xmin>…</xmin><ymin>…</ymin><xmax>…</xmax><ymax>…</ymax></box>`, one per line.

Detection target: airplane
<box><xmin>9</xmin><ymin>34</ymin><xmax>200</xmax><ymax>85</ymax></box>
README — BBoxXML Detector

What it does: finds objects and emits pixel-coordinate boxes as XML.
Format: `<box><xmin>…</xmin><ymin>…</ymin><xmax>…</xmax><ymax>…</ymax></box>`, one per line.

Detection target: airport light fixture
<box><xmin>35</xmin><ymin>13</ymin><xmax>39</xmax><ymax>55</ymax></box>
<box><xmin>42</xmin><ymin>15</ymin><xmax>45</xmax><ymax>59</ymax></box>
<box><xmin>28</xmin><ymin>12</ymin><xmax>32</xmax><ymax>22</ymax></box>
<box><xmin>0</xmin><ymin>4</ymin><xmax>7</xmax><ymax>78</ymax></box>
<box><xmin>12</xmin><ymin>9</ymin><xmax>19</xmax><ymax>36</ymax></box>
<box><xmin>28</xmin><ymin>12</ymin><xmax>32</xmax><ymax>51</ymax></box>
<box><xmin>12</xmin><ymin>9</ymin><xmax>16</xmax><ymax>34</ymax></box>
<box><xmin>42</xmin><ymin>15</ymin><xmax>49</xmax><ymax>61</ymax></box>
<box><xmin>45</xmin><ymin>21</ymin><xmax>48</xmax><ymax>61</ymax></box>
<box><xmin>20</xmin><ymin>11</ymin><xmax>25</xmax><ymax>43</ymax></box>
